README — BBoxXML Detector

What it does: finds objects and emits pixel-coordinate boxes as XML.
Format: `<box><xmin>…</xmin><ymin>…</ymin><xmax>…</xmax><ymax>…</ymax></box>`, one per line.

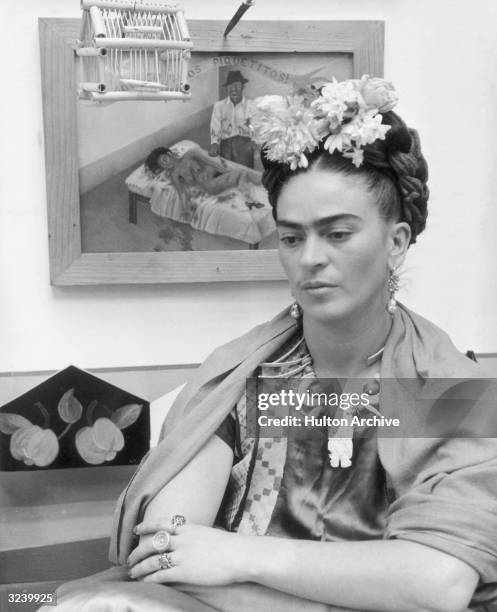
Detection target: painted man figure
<box><xmin>209</xmin><ymin>70</ymin><xmax>255</xmax><ymax>168</ymax></box>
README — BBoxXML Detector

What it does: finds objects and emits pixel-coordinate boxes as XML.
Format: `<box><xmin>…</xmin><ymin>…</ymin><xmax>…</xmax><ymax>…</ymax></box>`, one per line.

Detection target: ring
<box><xmin>158</xmin><ymin>552</ymin><xmax>174</xmax><ymax>570</ymax></box>
<box><xmin>171</xmin><ymin>514</ymin><xmax>186</xmax><ymax>534</ymax></box>
<box><xmin>152</xmin><ymin>530</ymin><xmax>171</xmax><ymax>553</ymax></box>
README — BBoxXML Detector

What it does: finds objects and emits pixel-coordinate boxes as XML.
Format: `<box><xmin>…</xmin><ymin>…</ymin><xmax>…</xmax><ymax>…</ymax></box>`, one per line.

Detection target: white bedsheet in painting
<box><xmin>125</xmin><ymin>140</ymin><xmax>275</xmax><ymax>245</ymax></box>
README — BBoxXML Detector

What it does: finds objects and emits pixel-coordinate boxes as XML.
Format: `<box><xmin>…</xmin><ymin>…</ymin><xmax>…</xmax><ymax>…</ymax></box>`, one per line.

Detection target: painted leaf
<box><xmin>58</xmin><ymin>388</ymin><xmax>83</xmax><ymax>424</ymax></box>
<box><xmin>87</xmin><ymin>399</ymin><xmax>98</xmax><ymax>413</ymax></box>
<box><xmin>110</xmin><ymin>404</ymin><xmax>143</xmax><ymax>430</ymax></box>
<box><xmin>0</xmin><ymin>413</ymin><xmax>32</xmax><ymax>434</ymax></box>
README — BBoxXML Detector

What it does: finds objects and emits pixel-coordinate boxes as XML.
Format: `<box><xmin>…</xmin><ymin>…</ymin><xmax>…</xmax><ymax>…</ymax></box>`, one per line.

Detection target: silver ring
<box><xmin>171</xmin><ymin>514</ymin><xmax>186</xmax><ymax>534</ymax></box>
<box><xmin>152</xmin><ymin>530</ymin><xmax>170</xmax><ymax>553</ymax></box>
<box><xmin>158</xmin><ymin>552</ymin><xmax>174</xmax><ymax>570</ymax></box>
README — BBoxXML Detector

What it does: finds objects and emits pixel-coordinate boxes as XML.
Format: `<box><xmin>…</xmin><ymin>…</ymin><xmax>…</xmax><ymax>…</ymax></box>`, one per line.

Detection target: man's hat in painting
<box><xmin>223</xmin><ymin>70</ymin><xmax>249</xmax><ymax>86</ymax></box>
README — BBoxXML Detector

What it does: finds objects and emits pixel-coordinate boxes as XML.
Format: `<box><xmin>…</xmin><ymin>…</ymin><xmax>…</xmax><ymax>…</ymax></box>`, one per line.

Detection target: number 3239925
<box><xmin>7</xmin><ymin>592</ymin><xmax>56</xmax><ymax>605</ymax></box>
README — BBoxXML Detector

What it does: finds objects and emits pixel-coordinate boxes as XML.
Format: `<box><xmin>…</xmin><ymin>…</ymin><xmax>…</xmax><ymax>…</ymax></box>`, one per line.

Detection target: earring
<box><xmin>386</xmin><ymin>268</ymin><xmax>400</xmax><ymax>316</ymax></box>
<box><xmin>290</xmin><ymin>302</ymin><xmax>302</xmax><ymax>319</ymax></box>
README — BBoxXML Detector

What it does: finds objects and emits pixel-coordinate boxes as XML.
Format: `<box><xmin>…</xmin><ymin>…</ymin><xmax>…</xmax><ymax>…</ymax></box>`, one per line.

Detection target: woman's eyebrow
<box><xmin>276</xmin><ymin>214</ymin><xmax>361</xmax><ymax>230</ymax></box>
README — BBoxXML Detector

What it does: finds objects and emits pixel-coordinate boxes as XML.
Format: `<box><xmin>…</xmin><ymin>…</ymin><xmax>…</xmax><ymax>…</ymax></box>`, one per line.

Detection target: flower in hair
<box><xmin>251</xmin><ymin>95</ymin><xmax>326</xmax><ymax>171</ymax></box>
<box><xmin>250</xmin><ymin>75</ymin><xmax>398</xmax><ymax>169</ymax></box>
<box><xmin>312</xmin><ymin>79</ymin><xmax>362</xmax><ymax>126</ymax></box>
<box><xmin>360</xmin><ymin>76</ymin><xmax>399</xmax><ymax>112</ymax></box>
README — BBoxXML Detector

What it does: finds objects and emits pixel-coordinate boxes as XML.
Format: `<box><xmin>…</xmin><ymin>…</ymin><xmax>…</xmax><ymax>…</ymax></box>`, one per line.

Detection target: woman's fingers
<box><xmin>127</xmin><ymin>538</ymin><xmax>151</xmax><ymax>567</ymax></box>
<box><xmin>133</xmin><ymin>521</ymin><xmax>174</xmax><ymax>536</ymax></box>
<box><xmin>127</xmin><ymin>533</ymin><xmax>178</xmax><ymax>567</ymax></box>
<box><xmin>134</xmin><ymin>519</ymin><xmax>187</xmax><ymax>537</ymax></box>
<box><xmin>142</xmin><ymin>568</ymin><xmax>180</xmax><ymax>583</ymax></box>
<box><xmin>129</xmin><ymin>551</ymin><xmax>178</xmax><ymax>580</ymax></box>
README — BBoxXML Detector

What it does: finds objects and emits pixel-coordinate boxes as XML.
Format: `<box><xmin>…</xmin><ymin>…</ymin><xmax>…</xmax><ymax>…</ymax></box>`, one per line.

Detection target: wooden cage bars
<box><xmin>76</xmin><ymin>0</ymin><xmax>192</xmax><ymax>102</ymax></box>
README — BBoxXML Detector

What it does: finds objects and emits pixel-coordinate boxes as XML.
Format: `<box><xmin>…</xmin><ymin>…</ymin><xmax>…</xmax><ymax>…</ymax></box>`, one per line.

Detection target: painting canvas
<box><xmin>78</xmin><ymin>52</ymin><xmax>353</xmax><ymax>254</ymax></box>
<box><xmin>40</xmin><ymin>19</ymin><xmax>384</xmax><ymax>284</ymax></box>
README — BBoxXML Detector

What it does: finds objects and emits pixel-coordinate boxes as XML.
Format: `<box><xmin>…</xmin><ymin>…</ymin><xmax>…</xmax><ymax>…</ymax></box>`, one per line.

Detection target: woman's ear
<box><xmin>388</xmin><ymin>221</ymin><xmax>411</xmax><ymax>269</ymax></box>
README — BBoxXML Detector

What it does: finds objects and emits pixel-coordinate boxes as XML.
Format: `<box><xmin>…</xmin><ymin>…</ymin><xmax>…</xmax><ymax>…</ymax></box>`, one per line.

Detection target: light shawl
<box><xmin>109</xmin><ymin>304</ymin><xmax>497</xmax><ymax>604</ymax></box>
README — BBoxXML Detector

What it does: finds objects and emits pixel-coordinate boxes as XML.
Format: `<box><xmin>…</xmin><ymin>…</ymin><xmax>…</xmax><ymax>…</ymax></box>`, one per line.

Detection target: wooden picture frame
<box><xmin>39</xmin><ymin>19</ymin><xmax>384</xmax><ymax>285</ymax></box>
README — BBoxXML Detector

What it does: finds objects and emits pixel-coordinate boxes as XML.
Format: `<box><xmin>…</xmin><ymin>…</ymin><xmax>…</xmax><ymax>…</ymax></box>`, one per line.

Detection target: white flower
<box><xmin>319</xmin><ymin>79</ymin><xmax>362</xmax><ymax>109</ymax></box>
<box><xmin>312</xmin><ymin>96</ymin><xmax>347</xmax><ymax>129</ymax></box>
<box><xmin>254</xmin><ymin>95</ymin><xmax>289</xmax><ymax>113</ymax></box>
<box><xmin>324</xmin><ymin>130</ymin><xmax>350</xmax><ymax>154</ymax></box>
<box><xmin>348</xmin><ymin>148</ymin><xmax>365</xmax><ymax>168</ymax></box>
<box><xmin>353</xmin><ymin>110</ymin><xmax>391</xmax><ymax>147</ymax></box>
<box><xmin>312</xmin><ymin>78</ymin><xmax>364</xmax><ymax>131</ymax></box>
<box><xmin>251</xmin><ymin>95</ymin><xmax>321</xmax><ymax>169</ymax></box>
<box><xmin>249</xmin><ymin>76</ymin><xmax>399</xmax><ymax>170</ymax></box>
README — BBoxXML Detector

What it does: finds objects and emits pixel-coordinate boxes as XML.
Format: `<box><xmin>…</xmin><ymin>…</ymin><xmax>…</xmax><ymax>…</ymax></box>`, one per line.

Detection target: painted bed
<box><xmin>125</xmin><ymin>140</ymin><xmax>276</xmax><ymax>248</ymax></box>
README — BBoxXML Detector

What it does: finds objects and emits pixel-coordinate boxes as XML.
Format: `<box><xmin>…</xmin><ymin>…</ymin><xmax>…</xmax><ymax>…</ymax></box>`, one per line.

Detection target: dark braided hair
<box><xmin>261</xmin><ymin>111</ymin><xmax>429</xmax><ymax>245</ymax></box>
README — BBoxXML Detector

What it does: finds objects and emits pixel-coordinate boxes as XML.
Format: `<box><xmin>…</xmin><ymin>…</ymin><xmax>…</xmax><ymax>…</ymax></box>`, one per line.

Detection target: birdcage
<box><xmin>76</xmin><ymin>0</ymin><xmax>193</xmax><ymax>102</ymax></box>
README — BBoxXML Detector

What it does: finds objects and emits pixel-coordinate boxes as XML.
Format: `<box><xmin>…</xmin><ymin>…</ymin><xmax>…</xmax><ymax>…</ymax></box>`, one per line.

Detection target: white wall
<box><xmin>1</xmin><ymin>0</ymin><xmax>496</xmax><ymax>373</ymax></box>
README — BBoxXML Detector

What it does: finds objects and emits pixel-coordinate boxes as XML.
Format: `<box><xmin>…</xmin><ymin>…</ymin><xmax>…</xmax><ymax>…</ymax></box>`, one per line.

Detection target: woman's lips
<box><xmin>301</xmin><ymin>281</ymin><xmax>338</xmax><ymax>290</ymax></box>
<box><xmin>300</xmin><ymin>281</ymin><xmax>339</xmax><ymax>295</ymax></box>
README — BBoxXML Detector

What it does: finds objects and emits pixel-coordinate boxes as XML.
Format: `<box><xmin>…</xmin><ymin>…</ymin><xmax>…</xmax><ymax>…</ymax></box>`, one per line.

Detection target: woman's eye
<box><xmin>327</xmin><ymin>231</ymin><xmax>351</xmax><ymax>242</ymax></box>
<box><xmin>279</xmin><ymin>235</ymin><xmax>302</xmax><ymax>247</ymax></box>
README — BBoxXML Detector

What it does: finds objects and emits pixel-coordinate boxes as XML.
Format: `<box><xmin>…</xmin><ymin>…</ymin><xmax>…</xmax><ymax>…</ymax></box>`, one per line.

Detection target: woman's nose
<box><xmin>299</xmin><ymin>235</ymin><xmax>328</xmax><ymax>268</ymax></box>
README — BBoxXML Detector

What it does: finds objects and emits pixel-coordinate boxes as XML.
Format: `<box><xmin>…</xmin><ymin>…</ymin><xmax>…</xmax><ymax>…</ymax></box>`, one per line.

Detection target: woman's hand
<box><xmin>127</xmin><ymin>522</ymin><xmax>255</xmax><ymax>586</ymax></box>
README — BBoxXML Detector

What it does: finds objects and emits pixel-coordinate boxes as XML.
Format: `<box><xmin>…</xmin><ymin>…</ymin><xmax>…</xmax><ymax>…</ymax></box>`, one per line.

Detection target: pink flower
<box><xmin>75</xmin><ymin>417</ymin><xmax>124</xmax><ymax>465</ymax></box>
<box><xmin>10</xmin><ymin>425</ymin><xmax>59</xmax><ymax>467</ymax></box>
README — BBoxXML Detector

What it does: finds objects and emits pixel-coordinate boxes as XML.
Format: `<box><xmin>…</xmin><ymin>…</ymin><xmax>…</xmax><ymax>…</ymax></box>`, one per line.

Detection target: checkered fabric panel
<box><xmin>222</xmin><ymin>450</ymin><xmax>253</xmax><ymax>528</ymax></box>
<box><xmin>220</xmin><ymin>394</ymin><xmax>254</xmax><ymax>529</ymax></box>
<box><xmin>237</xmin><ymin>436</ymin><xmax>287</xmax><ymax>535</ymax></box>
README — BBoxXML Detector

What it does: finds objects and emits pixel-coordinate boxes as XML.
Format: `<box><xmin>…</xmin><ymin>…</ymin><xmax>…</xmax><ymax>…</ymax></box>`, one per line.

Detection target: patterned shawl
<box><xmin>108</xmin><ymin>304</ymin><xmax>497</xmax><ymax>605</ymax></box>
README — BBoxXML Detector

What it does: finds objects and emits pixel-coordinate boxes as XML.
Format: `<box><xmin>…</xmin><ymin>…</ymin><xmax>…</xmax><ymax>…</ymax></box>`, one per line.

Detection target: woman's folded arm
<box><xmin>241</xmin><ymin>535</ymin><xmax>478</xmax><ymax>612</ymax></box>
<box><xmin>139</xmin><ymin>434</ymin><xmax>232</xmax><ymax>533</ymax></box>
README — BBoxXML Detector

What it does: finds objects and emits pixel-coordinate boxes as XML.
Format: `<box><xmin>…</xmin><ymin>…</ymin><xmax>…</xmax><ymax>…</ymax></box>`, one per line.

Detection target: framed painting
<box><xmin>39</xmin><ymin>19</ymin><xmax>384</xmax><ymax>285</ymax></box>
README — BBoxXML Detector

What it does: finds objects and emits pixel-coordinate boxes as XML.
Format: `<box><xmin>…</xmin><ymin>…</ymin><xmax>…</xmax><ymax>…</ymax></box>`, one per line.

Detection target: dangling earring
<box><xmin>290</xmin><ymin>302</ymin><xmax>302</xmax><ymax>320</ymax></box>
<box><xmin>386</xmin><ymin>268</ymin><xmax>400</xmax><ymax>316</ymax></box>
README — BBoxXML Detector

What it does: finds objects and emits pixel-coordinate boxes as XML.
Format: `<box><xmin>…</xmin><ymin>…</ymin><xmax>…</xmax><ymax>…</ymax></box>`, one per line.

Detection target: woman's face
<box><xmin>276</xmin><ymin>167</ymin><xmax>404</xmax><ymax>324</ymax></box>
<box><xmin>157</xmin><ymin>152</ymin><xmax>175</xmax><ymax>170</ymax></box>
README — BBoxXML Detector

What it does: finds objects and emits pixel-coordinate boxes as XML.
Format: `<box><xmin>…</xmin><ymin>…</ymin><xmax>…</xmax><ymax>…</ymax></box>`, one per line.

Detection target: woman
<box><xmin>49</xmin><ymin>77</ymin><xmax>497</xmax><ymax>611</ymax></box>
<box><xmin>144</xmin><ymin>145</ymin><xmax>262</xmax><ymax>214</ymax></box>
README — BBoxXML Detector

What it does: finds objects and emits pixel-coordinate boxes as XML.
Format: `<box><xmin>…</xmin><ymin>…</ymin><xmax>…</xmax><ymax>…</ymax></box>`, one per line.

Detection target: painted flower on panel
<box><xmin>10</xmin><ymin>424</ymin><xmax>59</xmax><ymax>467</ymax></box>
<box><xmin>75</xmin><ymin>418</ymin><xmax>125</xmax><ymax>465</ymax></box>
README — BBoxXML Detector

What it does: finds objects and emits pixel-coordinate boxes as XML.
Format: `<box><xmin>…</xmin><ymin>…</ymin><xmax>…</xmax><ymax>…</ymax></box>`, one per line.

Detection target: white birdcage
<box><xmin>76</xmin><ymin>0</ymin><xmax>193</xmax><ymax>102</ymax></box>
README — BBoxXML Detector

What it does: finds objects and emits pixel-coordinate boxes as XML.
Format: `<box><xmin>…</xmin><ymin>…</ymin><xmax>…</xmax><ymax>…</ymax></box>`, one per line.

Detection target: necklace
<box><xmin>260</xmin><ymin>335</ymin><xmax>384</xmax><ymax>469</ymax></box>
<box><xmin>324</xmin><ymin>358</ymin><xmax>382</xmax><ymax>469</ymax></box>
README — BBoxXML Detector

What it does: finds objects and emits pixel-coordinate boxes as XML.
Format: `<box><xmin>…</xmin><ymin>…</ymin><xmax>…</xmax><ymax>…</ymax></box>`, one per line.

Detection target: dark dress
<box><xmin>214</xmin><ymin>332</ymin><xmax>389</xmax><ymax>543</ymax></box>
